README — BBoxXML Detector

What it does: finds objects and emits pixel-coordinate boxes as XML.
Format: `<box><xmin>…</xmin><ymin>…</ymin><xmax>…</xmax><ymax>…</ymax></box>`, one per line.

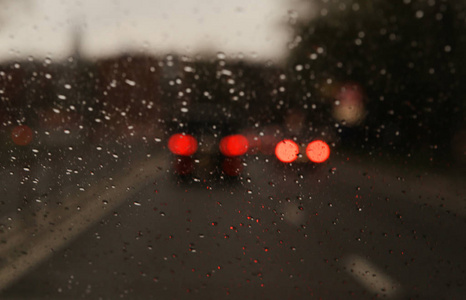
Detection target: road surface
<box><xmin>0</xmin><ymin>147</ymin><xmax>465</xmax><ymax>299</ymax></box>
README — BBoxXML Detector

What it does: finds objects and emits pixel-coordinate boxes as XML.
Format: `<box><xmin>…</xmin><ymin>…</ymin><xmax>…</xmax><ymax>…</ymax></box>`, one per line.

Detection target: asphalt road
<box><xmin>0</xmin><ymin>149</ymin><xmax>465</xmax><ymax>299</ymax></box>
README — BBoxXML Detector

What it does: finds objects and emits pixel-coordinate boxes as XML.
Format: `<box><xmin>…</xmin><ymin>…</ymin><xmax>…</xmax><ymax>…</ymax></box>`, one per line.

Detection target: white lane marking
<box><xmin>344</xmin><ymin>254</ymin><xmax>402</xmax><ymax>298</ymax></box>
<box><xmin>0</xmin><ymin>156</ymin><xmax>167</xmax><ymax>291</ymax></box>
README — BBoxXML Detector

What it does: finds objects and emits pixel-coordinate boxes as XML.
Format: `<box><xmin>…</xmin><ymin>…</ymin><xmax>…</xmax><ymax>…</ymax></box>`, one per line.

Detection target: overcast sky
<box><xmin>0</xmin><ymin>0</ymin><xmax>314</xmax><ymax>64</ymax></box>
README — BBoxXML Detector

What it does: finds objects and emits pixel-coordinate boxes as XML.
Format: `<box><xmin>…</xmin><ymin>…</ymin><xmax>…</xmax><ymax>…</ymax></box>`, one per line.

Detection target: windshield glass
<box><xmin>0</xmin><ymin>0</ymin><xmax>465</xmax><ymax>299</ymax></box>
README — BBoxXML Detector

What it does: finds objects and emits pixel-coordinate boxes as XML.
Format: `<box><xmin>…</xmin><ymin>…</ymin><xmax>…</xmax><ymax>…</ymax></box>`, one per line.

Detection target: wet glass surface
<box><xmin>0</xmin><ymin>0</ymin><xmax>465</xmax><ymax>299</ymax></box>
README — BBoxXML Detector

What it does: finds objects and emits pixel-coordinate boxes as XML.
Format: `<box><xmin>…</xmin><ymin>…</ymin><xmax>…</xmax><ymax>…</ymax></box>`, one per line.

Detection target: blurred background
<box><xmin>0</xmin><ymin>0</ymin><xmax>464</xmax><ymax>164</ymax></box>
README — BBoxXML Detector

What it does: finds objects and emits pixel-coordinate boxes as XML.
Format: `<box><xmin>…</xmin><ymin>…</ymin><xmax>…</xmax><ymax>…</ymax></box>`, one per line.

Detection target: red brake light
<box><xmin>306</xmin><ymin>140</ymin><xmax>330</xmax><ymax>163</ymax></box>
<box><xmin>219</xmin><ymin>134</ymin><xmax>249</xmax><ymax>157</ymax></box>
<box><xmin>168</xmin><ymin>133</ymin><xmax>198</xmax><ymax>156</ymax></box>
<box><xmin>275</xmin><ymin>139</ymin><xmax>299</xmax><ymax>163</ymax></box>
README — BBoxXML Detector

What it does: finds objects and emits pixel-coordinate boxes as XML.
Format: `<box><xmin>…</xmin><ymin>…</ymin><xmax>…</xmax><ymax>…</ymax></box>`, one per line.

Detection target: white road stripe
<box><xmin>344</xmin><ymin>254</ymin><xmax>402</xmax><ymax>298</ymax></box>
<box><xmin>0</xmin><ymin>155</ymin><xmax>167</xmax><ymax>291</ymax></box>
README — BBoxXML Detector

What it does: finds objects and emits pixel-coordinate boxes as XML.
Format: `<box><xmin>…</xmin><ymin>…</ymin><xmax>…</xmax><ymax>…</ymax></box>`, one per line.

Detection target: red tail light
<box><xmin>275</xmin><ymin>139</ymin><xmax>299</xmax><ymax>163</ymax></box>
<box><xmin>306</xmin><ymin>140</ymin><xmax>330</xmax><ymax>163</ymax></box>
<box><xmin>219</xmin><ymin>134</ymin><xmax>249</xmax><ymax>157</ymax></box>
<box><xmin>168</xmin><ymin>133</ymin><xmax>198</xmax><ymax>156</ymax></box>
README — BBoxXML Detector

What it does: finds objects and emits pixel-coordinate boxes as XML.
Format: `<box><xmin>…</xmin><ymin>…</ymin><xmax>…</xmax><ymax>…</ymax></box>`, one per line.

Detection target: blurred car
<box><xmin>166</xmin><ymin>103</ymin><xmax>249</xmax><ymax>182</ymax></box>
<box><xmin>246</xmin><ymin>109</ymin><xmax>336</xmax><ymax>171</ymax></box>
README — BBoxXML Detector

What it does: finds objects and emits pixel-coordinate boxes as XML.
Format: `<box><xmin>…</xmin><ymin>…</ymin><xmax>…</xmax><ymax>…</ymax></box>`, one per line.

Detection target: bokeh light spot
<box><xmin>168</xmin><ymin>133</ymin><xmax>198</xmax><ymax>156</ymax></box>
<box><xmin>219</xmin><ymin>134</ymin><xmax>249</xmax><ymax>156</ymax></box>
<box><xmin>306</xmin><ymin>140</ymin><xmax>330</xmax><ymax>163</ymax></box>
<box><xmin>275</xmin><ymin>139</ymin><xmax>299</xmax><ymax>163</ymax></box>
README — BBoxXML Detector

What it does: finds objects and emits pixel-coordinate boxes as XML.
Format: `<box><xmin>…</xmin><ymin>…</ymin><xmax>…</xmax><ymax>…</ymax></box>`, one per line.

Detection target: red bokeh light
<box><xmin>168</xmin><ymin>133</ymin><xmax>198</xmax><ymax>156</ymax></box>
<box><xmin>306</xmin><ymin>140</ymin><xmax>330</xmax><ymax>163</ymax></box>
<box><xmin>275</xmin><ymin>139</ymin><xmax>299</xmax><ymax>163</ymax></box>
<box><xmin>11</xmin><ymin>125</ymin><xmax>33</xmax><ymax>146</ymax></box>
<box><xmin>219</xmin><ymin>134</ymin><xmax>249</xmax><ymax>157</ymax></box>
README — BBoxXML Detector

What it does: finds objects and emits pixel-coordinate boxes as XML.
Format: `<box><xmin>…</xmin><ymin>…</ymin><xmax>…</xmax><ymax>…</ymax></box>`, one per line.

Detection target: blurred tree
<box><xmin>288</xmin><ymin>0</ymin><xmax>466</xmax><ymax>161</ymax></box>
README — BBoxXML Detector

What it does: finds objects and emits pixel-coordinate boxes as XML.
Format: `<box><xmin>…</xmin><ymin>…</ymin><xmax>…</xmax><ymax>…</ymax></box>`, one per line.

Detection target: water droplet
<box><xmin>125</xmin><ymin>79</ymin><xmax>136</xmax><ymax>86</ymax></box>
